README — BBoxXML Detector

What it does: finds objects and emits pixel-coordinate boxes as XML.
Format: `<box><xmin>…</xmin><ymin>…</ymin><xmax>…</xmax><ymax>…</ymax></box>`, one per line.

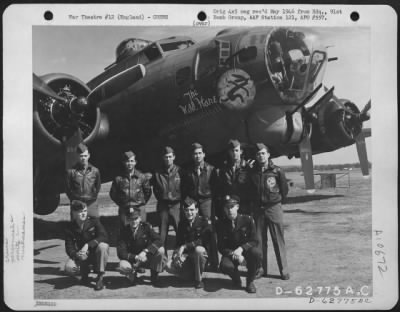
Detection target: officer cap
<box><xmin>191</xmin><ymin>142</ymin><xmax>203</xmax><ymax>151</ymax></box>
<box><xmin>162</xmin><ymin>146</ymin><xmax>174</xmax><ymax>155</ymax></box>
<box><xmin>76</xmin><ymin>143</ymin><xmax>88</xmax><ymax>154</ymax></box>
<box><xmin>122</xmin><ymin>150</ymin><xmax>136</xmax><ymax>160</ymax></box>
<box><xmin>223</xmin><ymin>194</ymin><xmax>240</xmax><ymax>208</ymax></box>
<box><xmin>227</xmin><ymin>139</ymin><xmax>240</xmax><ymax>149</ymax></box>
<box><xmin>126</xmin><ymin>207</ymin><xmax>141</xmax><ymax>219</ymax></box>
<box><xmin>255</xmin><ymin>143</ymin><xmax>269</xmax><ymax>152</ymax></box>
<box><xmin>183</xmin><ymin>196</ymin><xmax>197</xmax><ymax>209</ymax></box>
<box><xmin>70</xmin><ymin>200</ymin><xmax>87</xmax><ymax>211</ymax></box>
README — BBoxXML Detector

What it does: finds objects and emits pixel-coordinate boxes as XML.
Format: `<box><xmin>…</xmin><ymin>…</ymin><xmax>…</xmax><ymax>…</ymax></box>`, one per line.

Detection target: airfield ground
<box><xmin>34</xmin><ymin>169</ymin><xmax>372</xmax><ymax>300</ymax></box>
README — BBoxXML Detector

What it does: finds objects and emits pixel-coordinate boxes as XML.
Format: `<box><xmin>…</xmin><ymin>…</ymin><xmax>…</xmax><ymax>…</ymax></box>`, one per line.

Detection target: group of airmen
<box><xmin>63</xmin><ymin>139</ymin><xmax>289</xmax><ymax>294</ymax></box>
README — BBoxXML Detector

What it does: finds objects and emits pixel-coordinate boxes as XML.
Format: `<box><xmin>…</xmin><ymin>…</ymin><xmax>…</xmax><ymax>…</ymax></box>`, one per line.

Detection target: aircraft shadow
<box><xmin>34</xmin><ymin>244</ymin><xmax>60</xmax><ymax>255</ymax></box>
<box><xmin>34</xmin><ymin>259</ymin><xmax>60</xmax><ymax>265</ymax></box>
<box><xmin>35</xmin><ymin>276</ymin><xmax>80</xmax><ymax>290</ymax></box>
<box><xmin>203</xmin><ymin>277</ymin><xmax>245</xmax><ymax>293</ymax></box>
<box><xmin>101</xmin><ymin>275</ymin><xmax>134</xmax><ymax>290</ymax></box>
<box><xmin>34</xmin><ymin>266</ymin><xmax>65</xmax><ymax>276</ymax></box>
<box><xmin>284</xmin><ymin>194</ymin><xmax>344</xmax><ymax>204</ymax></box>
<box><xmin>285</xmin><ymin>208</ymin><xmax>352</xmax><ymax>215</ymax></box>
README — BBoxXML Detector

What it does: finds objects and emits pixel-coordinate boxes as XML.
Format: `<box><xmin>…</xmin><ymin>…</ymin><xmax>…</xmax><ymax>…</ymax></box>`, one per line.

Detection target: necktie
<box><xmin>197</xmin><ymin>167</ymin><xmax>201</xmax><ymax>176</ymax></box>
<box><xmin>133</xmin><ymin>226</ymin><xmax>139</xmax><ymax>239</ymax></box>
<box><xmin>232</xmin><ymin>220</ymin><xmax>235</xmax><ymax>229</ymax></box>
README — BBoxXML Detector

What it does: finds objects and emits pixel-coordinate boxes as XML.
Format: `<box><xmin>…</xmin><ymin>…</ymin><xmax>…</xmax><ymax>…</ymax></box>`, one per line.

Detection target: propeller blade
<box><xmin>362</xmin><ymin>128</ymin><xmax>371</xmax><ymax>138</ymax></box>
<box><xmin>63</xmin><ymin>127</ymin><xmax>83</xmax><ymax>170</ymax></box>
<box><xmin>299</xmin><ymin>135</ymin><xmax>315</xmax><ymax>193</ymax></box>
<box><xmin>361</xmin><ymin>100</ymin><xmax>371</xmax><ymax>115</ymax></box>
<box><xmin>355</xmin><ymin>131</ymin><xmax>370</xmax><ymax>177</ymax></box>
<box><xmin>33</xmin><ymin>73</ymin><xmax>67</xmax><ymax>102</ymax></box>
<box><xmin>87</xmin><ymin>64</ymin><xmax>146</xmax><ymax>104</ymax></box>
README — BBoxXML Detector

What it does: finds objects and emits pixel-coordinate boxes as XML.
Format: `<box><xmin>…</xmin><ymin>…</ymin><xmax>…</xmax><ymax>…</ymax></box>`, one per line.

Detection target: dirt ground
<box><xmin>34</xmin><ymin>169</ymin><xmax>372</xmax><ymax>300</ymax></box>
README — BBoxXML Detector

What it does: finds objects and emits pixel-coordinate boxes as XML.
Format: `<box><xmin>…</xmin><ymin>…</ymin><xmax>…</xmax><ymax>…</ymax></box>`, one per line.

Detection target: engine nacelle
<box><xmin>310</xmin><ymin>98</ymin><xmax>363</xmax><ymax>154</ymax></box>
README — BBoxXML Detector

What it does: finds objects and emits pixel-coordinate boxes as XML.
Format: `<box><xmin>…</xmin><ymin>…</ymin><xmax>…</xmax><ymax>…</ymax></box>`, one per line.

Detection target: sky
<box><xmin>33</xmin><ymin>26</ymin><xmax>371</xmax><ymax>166</ymax></box>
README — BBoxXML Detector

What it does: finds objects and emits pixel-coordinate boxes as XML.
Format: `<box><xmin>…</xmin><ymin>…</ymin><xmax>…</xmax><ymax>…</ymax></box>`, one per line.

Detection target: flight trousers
<box><xmin>254</xmin><ymin>203</ymin><xmax>289</xmax><ymax>277</ymax></box>
<box><xmin>157</xmin><ymin>201</ymin><xmax>181</xmax><ymax>248</ymax></box>
<box><xmin>197</xmin><ymin>198</ymin><xmax>219</xmax><ymax>269</ymax></box>
<box><xmin>117</xmin><ymin>246</ymin><xmax>166</xmax><ymax>275</ymax></box>
<box><xmin>166</xmin><ymin>246</ymin><xmax>208</xmax><ymax>282</ymax></box>
<box><xmin>65</xmin><ymin>242</ymin><xmax>109</xmax><ymax>275</ymax></box>
<box><xmin>219</xmin><ymin>246</ymin><xmax>262</xmax><ymax>283</ymax></box>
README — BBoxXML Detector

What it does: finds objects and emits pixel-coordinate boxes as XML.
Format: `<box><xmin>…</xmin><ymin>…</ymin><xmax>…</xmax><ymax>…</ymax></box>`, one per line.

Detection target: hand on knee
<box><xmin>194</xmin><ymin>246</ymin><xmax>206</xmax><ymax>255</ymax></box>
<box><xmin>157</xmin><ymin>247</ymin><xmax>165</xmax><ymax>255</ymax></box>
<box><xmin>97</xmin><ymin>242</ymin><xmax>109</xmax><ymax>252</ymax></box>
<box><xmin>65</xmin><ymin>264</ymin><xmax>79</xmax><ymax>276</ymax></box>
<box><xmin>118</xmin><ymin>260</ymin><xmax>133</xmax><ymax>275</ymax></box>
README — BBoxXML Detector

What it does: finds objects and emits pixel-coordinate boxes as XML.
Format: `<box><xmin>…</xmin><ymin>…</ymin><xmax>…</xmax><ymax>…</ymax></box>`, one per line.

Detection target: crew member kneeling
<box><xmin>64</xmin><ymin>200</ymin><xmax>109</xmax><ymax>291</ymax></box>
<box><xmin>117</xmin><ymin>208</ymin><xmax>166</xmax><ymax>286</ymax></box>
<box><xmin>216</xmin><ymin>195</ymin><xmax>261</xmax><ymax>293</ymax></box>
<box><xmin>166</xmin><ymin>197</ymin><xmax>212</xmax><ymax>289</ymax></box>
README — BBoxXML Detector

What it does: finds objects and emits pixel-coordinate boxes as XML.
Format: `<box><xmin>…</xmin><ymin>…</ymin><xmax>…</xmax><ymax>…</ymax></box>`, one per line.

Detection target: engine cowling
<box><xmin>309</xmin><ymin>97</ymin><xmax>364</xmax><ymax>154</ymax></box>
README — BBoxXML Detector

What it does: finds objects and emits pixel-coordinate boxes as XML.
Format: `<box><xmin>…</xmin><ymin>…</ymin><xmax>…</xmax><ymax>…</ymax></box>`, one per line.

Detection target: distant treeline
<box><xmin>281</xmin><ymin>162</ymin><xmax>372</xmax><ymax>172</ymax></box>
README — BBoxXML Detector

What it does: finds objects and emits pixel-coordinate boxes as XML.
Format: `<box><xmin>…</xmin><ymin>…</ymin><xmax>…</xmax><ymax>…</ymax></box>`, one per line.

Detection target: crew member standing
<box><xmin>217</xmin><ymin>139</ymin><xmax>252</xmax><ymax>218</ymax></box>
<box><xmin>249</xmin><ymin>143</ymin><xmax>289</xmax><ymax>280</ymax></box>
<box><xmin>184</xmin><ymin>142</ymin><xmax>219</xmax><ymax>270</ymax></box>
<box><xmin>64</xmin><ymin>200</ymin><xmax>109</xmax><ymax>291</ymax></box>
<box><xmin>65</xmin><ymin>143</ymin><xmax>101</xmax><ymax>218</ymax></box>
<box><xmin>151</xmin><ymin>146</ymin><xmax>184</xmax><ymax>250</ymax></box>
<box><xmin>110</xmin><ymin>150</ymin><xmax>152</xmax><ymax>226</ymax></box>
<box><xmin>216</xmin><ymin>195</ymin><xmax>261</xmax><ymax>293</ymax></box>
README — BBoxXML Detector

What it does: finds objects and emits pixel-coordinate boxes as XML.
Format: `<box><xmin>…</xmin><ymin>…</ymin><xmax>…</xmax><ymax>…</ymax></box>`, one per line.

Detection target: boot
<box><xmin>94</xmin><ymin>273</ymin><xmax>104</xmax><ymax>291</ymax></box>
<box><xmin>127</xmin><ymin>272</ymin><xmax>137</xmax><ymax>286</ymax></box>
<box><xmin>80</xmin><ymin>271</ymin><xmax>90</xmax><ymax>286</ymax></box>
<box><xmin>246</xmin><ymin>280</ymin><xmax>257</xmax><ymax>293</ymax></box>
<box><xmin>195</xmin><ymin>280</ymin><xmax>204</xmax><ymax>289</ymax></box>
<box><xmin>150</xmin><ymin>270</ymin><xmax>161</xmax><ymax>287</ymax></box>
<box><xmin>231</xmin><ymin>268</ymin><xmax>242</xmax><ymax>288</ymax></box>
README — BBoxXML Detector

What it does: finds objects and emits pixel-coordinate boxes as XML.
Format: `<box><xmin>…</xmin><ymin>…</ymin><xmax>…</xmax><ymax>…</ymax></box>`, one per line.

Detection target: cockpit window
<box><xmin>160</xmin><ymin>40</ymin><xmax>195</xmax><ymax>52</ymax></box>
<box><xmin>309</xmin><ymin>51</ymin><xmax>326</xmax><ymax>83</ymax></box>
<box><xmin>143</xmin><ymin>44</ymin><xmax>162</xmax><ymax>62</ymax></box>
<box><xmin>265</xmin><ymin>28</ymin><xmax>327</xmax><ymax>104</ymax></box>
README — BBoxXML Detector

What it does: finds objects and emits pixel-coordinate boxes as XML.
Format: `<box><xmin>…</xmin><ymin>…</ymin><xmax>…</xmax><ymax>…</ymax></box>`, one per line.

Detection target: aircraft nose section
<box><xmin>247</xmin><ymin>106</ymin><xmax>288</xmax><ymax>145</ymax></box>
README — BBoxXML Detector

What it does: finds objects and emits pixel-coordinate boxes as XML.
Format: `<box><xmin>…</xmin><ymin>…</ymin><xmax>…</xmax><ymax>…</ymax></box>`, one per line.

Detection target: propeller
<box><xmin>322</xmin><ymin>86</ymin><xmax>371</xmax><ymax>177</ymax></box>
<box><xmin>294</xmin><ymin>84</ymin><xmax>330</xmax><ymax>193</ymax></box>
<box><xmin>34</xmin><ymin>73</ymin><xmax>90</xmax><ymax>170</ymax></box>
<box><xmin>355</xmin><ymin>131</ymin><xmax>369</xmax><ymax>177</ymax></box>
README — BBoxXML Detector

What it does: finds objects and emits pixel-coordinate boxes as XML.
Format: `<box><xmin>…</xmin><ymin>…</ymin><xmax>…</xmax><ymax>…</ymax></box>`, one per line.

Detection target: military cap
<box><xmin>227</xmin><ymin>139</ymin><xmax>241</xmax><ymax>149</ymax></box>
<box><xmin>255</xmin><ymin>143</ymin><xmax>269</xmax><ymax>152</ymax></box>
<box><xmin>162</xmin><ymin>146</ymin><xmax>174</xmax><ymax>155</ymax></box>
<box><xmin>126</xmin><ymin>207</ymin><xmax>141</xmax><ymax>219</ymax></box>
<box><xmin>76</xmin><ymin>143</ymin><xmax>88</xmax><ymax>154</ymax></box>
<box><xmin>183</xmin><ymin>196</ymin><xmax>197</xmax><ymax>209</ymax></box>
<box><xmin>70</xmin><ymin>200</ymin><xmax>87</xmax><ymax>211</ymax></box>
<box><xmin>122</xmin><ymin>150</ymin><xmax>136</xmax><ymax>160</ymax></box>
<box><xmin>191</xmin><ymin>142</ymin><xmax>203</xmax><ymax>151</ymax></box>
<box><xmin>223</xmin><ymin>194</ymin><xmax>240</xmax><ymax>207</ymax></box>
